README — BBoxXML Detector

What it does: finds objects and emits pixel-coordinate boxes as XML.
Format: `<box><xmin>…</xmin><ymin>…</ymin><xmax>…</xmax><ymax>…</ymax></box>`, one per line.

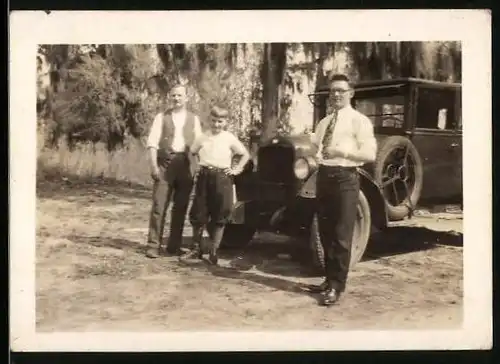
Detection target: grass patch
<box><xmin>37</xmin><ymin>136</ymin><xmax>152</xmax><ymax>187</ymax></box>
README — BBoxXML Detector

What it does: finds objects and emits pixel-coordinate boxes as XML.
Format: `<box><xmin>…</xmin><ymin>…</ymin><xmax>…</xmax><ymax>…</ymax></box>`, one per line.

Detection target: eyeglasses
<box><xmin>330</xmin><ymin>88</ymin><xmax>351</xmax><ymax>94</ymax></box>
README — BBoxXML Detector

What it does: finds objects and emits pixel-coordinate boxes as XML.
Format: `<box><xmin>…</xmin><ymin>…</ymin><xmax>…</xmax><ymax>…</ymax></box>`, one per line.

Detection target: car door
<box><xmin>451</xmin><ymin>88</ymin><xmax>463</xmax><ymax>200</ymax></box>
<box><xmin>410</xmin><ymin>85</ymin><xmax>462</xmax><ymax>202</ymax></box>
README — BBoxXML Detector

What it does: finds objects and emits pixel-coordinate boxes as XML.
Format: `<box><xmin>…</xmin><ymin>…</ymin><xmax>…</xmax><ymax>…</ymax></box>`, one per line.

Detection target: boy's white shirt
<box><xmin>191</xmin><ymin>130</ymin><xmax>248</xmax><ymax>169</ymax></box>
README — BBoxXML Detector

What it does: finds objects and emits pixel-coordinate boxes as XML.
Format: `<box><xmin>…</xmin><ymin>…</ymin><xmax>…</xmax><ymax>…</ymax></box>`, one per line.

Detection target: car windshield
<box><xmin>353</xmin><ymin>93</ymin><xmax>405</xmax><ymax>128</ymax></box>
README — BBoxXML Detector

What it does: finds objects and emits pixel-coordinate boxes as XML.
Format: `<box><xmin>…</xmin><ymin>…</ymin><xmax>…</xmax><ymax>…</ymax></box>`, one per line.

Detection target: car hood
<box><xmin>260</xmin><ymin>134</ymin><xmax>318</xmax><ymax>158</ymax></box>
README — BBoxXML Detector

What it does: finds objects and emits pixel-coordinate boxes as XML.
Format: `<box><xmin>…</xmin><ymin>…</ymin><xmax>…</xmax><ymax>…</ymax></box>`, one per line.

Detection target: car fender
<box><xmin>298</xmin><ymin>171</ymin><xmax>318</xmax><ymax>199</ymax></box>
<box><xmin>298</xmin><ymin>168</ymin><xmax>388</xmax><ymax>230</ymax></box>
<box><xmin>227</xmin><ymin>200</ymin><xmax>259</xmax><ymax>226</ymax></box>
<box><xmin>357</xmin><ymin>168</ymin><xmax>388</xmax><ymax>230</ymax></box>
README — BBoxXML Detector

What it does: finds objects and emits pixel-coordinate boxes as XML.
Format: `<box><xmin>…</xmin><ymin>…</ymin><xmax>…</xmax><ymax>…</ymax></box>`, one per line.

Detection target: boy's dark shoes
<box><xmin>208</xmin><ymin>252</ymin><xmax>218</xmax><ymax>265</ymax></box>
<box><xmin>320</xmin><ymin>288</ymin><xmax>342</xmax><ymax>306</ymax></box>
<box><xmin>180</xmin><ymin>248</ymin><xmax>204</xmax><ymax>262</ymax></box>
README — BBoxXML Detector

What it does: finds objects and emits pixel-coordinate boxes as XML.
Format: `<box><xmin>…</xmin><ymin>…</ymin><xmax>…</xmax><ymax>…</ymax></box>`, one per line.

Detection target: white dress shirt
<box><xmin>312</xmin><ymin>105</ymin><xmax>377</xmax><ymax>167</ymax></box>
<box><xmin>147</xmin><ymin>108</ymin><xmax>202</xmax><ymax>152</ymax></box>
<box><xmin>191</xmin><ymin>130</ymin><xmax>249</xmax><ymax>169</ymax></box>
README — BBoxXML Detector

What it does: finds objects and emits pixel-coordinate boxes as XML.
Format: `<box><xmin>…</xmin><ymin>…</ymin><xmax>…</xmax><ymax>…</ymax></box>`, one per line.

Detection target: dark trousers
<box><xmin>147</xmin><ymin>153</ymin><xmax>194</xmax><ymax>253</ymax></box>
<box><xmin>316</xmin><ymin>165</ymin><xmax>360</xmax><ymax>292</ymax></box>
<box><xmin>189</xmin><ymin>166</ymin><xmax>234</xmax><ymax>229</ymax></box>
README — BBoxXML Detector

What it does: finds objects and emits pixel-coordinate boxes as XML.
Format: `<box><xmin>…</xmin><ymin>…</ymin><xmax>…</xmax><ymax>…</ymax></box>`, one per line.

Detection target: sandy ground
<box><xmin>35</xmin><ymin>179</ymin><xmax>463</xmax><ymax>332</ymax></box>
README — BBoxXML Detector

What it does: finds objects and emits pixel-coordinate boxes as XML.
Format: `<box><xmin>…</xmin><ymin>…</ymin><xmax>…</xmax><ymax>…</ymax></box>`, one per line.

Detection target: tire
<box><xmin>219</xmin><ymin>224</ymin><xmax>256</xmax><ymax>250</ymax></box>
<box><xmin>310</xmin><ymin>190</ymin><xmax>372</xmax><ymax>272</ymax></box>
<box><xmin>374</xmin><ymin>135</ymin><xmax>424</xmax><ymax>221</ymax></box>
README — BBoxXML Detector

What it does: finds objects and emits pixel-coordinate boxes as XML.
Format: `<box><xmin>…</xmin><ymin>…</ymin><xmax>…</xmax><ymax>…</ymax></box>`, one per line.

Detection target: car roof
<box><xmin>315</xmin><ymin>77</ymin><xmax>461</xmax><ymax>92</ymax></box>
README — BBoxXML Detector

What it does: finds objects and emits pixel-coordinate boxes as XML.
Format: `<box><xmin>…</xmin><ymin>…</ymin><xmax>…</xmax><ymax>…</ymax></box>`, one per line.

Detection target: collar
<box><xmin>333</xmin><ymin>104</ymin><xmax>353</xmax><ymax>114</ymax></box>
<box><xmin>171</xmin><ymin>107</ymin><xmax>187</xmax><ymax>114</ymax></box>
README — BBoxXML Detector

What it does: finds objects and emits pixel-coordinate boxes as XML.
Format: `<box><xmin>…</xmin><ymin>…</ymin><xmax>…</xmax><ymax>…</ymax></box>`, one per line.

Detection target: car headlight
<box><xmin>294</xmin><ymin>158</ymin><xmax>310</xmax><ymax>179</ymax></box>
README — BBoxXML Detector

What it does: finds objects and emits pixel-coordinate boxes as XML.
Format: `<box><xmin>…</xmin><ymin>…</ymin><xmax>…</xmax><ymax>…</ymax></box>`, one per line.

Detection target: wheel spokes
<box><xmin>380</xmin><ymin>145</ymin><xmax>417</xmax><ymax>207</ymax></box>
<box><xmin>382</xmin><ymin>175</ymin><xmax>399</xmax><ymax>187</ymax></box>
<box><xmin>401</xmin><ymin>179</ymin><xmax>413</xmax><ymax>212</ymax></box>
<box><xmin>391</xmin><ymin>180</ymin><xmax>400</xmax><ymax>205</ymax></box>
<box><xmin>402</xmin><ymin>145</ymin><xmax>410</xmax><ymax>167</ymax></box>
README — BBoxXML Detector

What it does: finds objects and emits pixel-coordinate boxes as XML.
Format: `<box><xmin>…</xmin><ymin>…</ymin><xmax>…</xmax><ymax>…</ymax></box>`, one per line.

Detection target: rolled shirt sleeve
<box><xmin>312</xmin><ymin>116</ymin><xmax>328</xmax><ymax>148</ymax></box>
<box><xmin>354</xmin><ymin>114</ymin><xmax>377</xmax><ymax>162</ymax></box>
<box><xmin>146</xmin><ymin>113</ymin><xmax>163</xmax><ymax>149</ymax></box>
<box><xmin>193</xmin><ymin>115</ymin><xmax>203</xmax><ymax>140</ymax></box>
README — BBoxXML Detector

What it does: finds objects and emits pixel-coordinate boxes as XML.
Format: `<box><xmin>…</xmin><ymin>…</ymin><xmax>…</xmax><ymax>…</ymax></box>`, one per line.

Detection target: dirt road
<box><xmin>35</xmin><ymin>179</ymin><xmax>463</xmax><ymax>331</ymax></box>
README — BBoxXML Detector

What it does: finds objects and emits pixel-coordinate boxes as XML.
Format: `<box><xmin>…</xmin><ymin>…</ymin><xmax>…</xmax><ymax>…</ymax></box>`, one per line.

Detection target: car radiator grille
<box><xmin>257</xmin><ymin>145</ymin><xmax>295</xmax><ymax>202</ymax></box>
<box><xmin>258</xmin><ymin>145</ymin><xmax>294</xmax><ymax>183</ymax></box>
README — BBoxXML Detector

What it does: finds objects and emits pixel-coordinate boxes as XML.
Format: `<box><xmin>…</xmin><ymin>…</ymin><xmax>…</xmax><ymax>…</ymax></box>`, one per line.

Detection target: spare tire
<box><xmin>374</xmin><ymin>135</ymin><xmax>423</xmax><ymax>221</ymax></box>
<box><xmin>310</xmin><ymin>189</ymin><xmax>371</xmax><ymax>272</ymax></box>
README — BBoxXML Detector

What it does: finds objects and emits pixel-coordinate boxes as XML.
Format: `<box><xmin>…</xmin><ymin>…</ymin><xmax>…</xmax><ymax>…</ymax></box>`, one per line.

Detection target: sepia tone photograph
<box><xmin>10</xmin><ymin>10</ymin><xmax>491</xmax><ymax>351</ymax></box>
<box><xmin>35</xmin><ymin>41</ymin><xmax>464</xmax><ymax>331</ymax></box>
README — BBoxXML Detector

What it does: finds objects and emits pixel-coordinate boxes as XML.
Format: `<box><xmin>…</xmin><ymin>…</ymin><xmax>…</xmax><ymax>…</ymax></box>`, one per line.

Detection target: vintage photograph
<box><xmin>35</xmin><ymin>41</ymin><xmax>464</xmax><ymax>330</ymax></box>
<box><xmin>10</xmin><ymin>10</ymin><xmax>491</xmax><ymax>351</ymax></box>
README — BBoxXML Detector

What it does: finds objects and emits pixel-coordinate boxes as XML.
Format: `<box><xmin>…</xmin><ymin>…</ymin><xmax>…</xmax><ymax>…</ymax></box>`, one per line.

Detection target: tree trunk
<box><xmin>260</xmin><ymin>43</ymin><xmax>287</xmax><ymax>142</ymax></box>
<box><xmin>400</xmin><ymin>42</ymin><xmax>419</xmax><ymax>77</ymax></box>
<box><xmin>312</xmin><ymin>43</ymin><xmax>330</xmax><ymax>128</ymax></box>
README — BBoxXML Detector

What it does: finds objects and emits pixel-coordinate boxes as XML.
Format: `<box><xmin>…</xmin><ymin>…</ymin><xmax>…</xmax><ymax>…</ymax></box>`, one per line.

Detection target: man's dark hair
<box><xmin>330</xmin><ymin>73</ymin><xmax>352</xmax><ymax>88</ymax></box>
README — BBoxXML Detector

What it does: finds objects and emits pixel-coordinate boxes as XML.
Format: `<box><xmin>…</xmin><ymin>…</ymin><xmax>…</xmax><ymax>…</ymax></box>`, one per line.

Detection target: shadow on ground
<box><xmin>217</xmin><ymin>225</ymin><xmax>463</xmax><ymax>278</ymax></box>
<box><xmin>66</xmin><ymin>234</ymin><xmax>210</xmax><ymax>256</ymax></box>
<box><xmin>209</xmin><ymin>263</ymin><xmax>323</xmax><ymax>303</ymax></box>
<box><xmin>66</xmin><ymin>235</ymin><xmax>147</xmax><ymax>254</ymax></box>
<box><xmin>37</xmin><ymin>176</ymin><xmax>152</xmax><ymax>200</ymax></box>
<box><xmin>178</xmin><ymin>255</ymin><xmax>323</xmax><ymax>303</ymax></box>
<box><xmin>65</xmin><ymin>232</ymin><xmax>323</xmax><ymax>302</ymax></box>
<box><xmin>362</xmin><ymin>226</ymin><xmax>463</xmax><ymax>261</ymax></box>
<box><xmin>64</xmin><ymin>225</ymin><xmax>462</xmax><ymax>281</ymax></box>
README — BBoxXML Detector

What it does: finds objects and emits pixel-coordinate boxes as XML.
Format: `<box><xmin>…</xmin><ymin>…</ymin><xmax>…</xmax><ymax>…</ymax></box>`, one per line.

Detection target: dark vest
<box><xmin>157</xmin><ymin>109</ymin><xmax>196</xmax><ymax>166</ymax></box>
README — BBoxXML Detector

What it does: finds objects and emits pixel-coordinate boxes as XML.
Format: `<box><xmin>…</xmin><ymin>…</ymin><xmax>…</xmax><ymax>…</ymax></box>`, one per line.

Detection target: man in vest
<box><xmin>308</xmin><ymin>74</ymin><xmax>377</xmax><ymax>306</ymax></box>
<box><xmin>145</xmin><ymin>84</ymin><xmax>202</xmax><ymax>258</ymax></box>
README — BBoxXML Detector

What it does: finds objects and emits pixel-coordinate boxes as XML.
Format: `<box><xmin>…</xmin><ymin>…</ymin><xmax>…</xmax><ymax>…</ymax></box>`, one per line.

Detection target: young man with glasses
<box><xmin>308</xmin><ymin>74</ymin><xmax>377</xmax><ymax>306</ymax></box>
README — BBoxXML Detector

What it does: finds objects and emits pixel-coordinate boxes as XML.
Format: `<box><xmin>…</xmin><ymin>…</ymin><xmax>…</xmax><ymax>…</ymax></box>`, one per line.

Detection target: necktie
<box><xmin>321</xmin><ymin>109</ymin><xmax>339</xmax><ymax>159</ymax></box>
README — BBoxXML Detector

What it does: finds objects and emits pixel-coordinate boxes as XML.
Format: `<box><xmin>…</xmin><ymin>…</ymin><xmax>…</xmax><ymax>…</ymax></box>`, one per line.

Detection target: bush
<box><xmin>49</xmin><ymin>46</ymin><xmax>164</xmax><ymax>152</ymax></box>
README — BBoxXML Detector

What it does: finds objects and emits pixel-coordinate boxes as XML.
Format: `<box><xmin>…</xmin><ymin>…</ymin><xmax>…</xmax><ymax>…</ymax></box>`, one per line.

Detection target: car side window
<box><xmin>416</xmin><ymin>87</ymin><xmax>458</xmax><ymax>131</ymax></box>
<box><xmin>353</xmin><ymin>91</ymin><xmax>405</xmax><ymax>129</ymax></box>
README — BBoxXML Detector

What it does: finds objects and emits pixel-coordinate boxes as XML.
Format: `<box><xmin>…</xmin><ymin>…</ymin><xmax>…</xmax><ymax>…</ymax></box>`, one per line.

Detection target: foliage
<box><xmin>37</xmin><ymin>41</ymin><xmax>462</xmax><ymax>158</ymax></box>
<box><xmin>154</xmin><ymin>43</ymin><xmax>264</xmax><ymax>145</ymax></box>
<box><xmin>45</xmin><ymin>45</ymin><xmax>163</xmax><ymax>151</ymax></box>
<box><xmin>348</xmin><ymin>41</ymin><xmax>462</xmax><ymax>82</ymax></box>
<box><xmin>54</xmin><ymin>54</ymin><xmax>124</xmax><ymax>149</ymax></box>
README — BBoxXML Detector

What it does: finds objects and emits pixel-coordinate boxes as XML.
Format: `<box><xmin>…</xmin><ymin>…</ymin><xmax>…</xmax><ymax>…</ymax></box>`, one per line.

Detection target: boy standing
<box><xmin>186</xmin><ymin>105</ymin><xmax>250</xmax><ymax>265</ymax></box>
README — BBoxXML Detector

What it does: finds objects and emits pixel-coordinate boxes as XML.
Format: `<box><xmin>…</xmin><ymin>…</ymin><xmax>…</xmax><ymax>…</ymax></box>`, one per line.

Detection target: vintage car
<box><xmin>220</xmin><ymin>77</ymin><xmax>463</xmax><ymax>271</ymax></box>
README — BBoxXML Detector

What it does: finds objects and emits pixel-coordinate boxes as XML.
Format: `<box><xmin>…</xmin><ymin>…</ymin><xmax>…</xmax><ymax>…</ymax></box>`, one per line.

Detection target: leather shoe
<box><xmin>164</xmin><ymin>249</ymin><xmax>186</xmax><ymax>257</ymax></box>
<box><xmin>181</xmin><ymin>248</ymin><xmax>203</xmax><ymax>261</ymax></box>
<box><xmin>306</xmin><ymin>280</ymin><xmax>330</xmax><ymax>293</ymax></box>
<box><xmin>208</xmin><ymin>252</ymin><xmax>218</xmax><ymax>265</ymax></box>
<box><xmin>321</xmin><ymin>288</ymin><xmax>341</xmax><ymax>306</ymax></box>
